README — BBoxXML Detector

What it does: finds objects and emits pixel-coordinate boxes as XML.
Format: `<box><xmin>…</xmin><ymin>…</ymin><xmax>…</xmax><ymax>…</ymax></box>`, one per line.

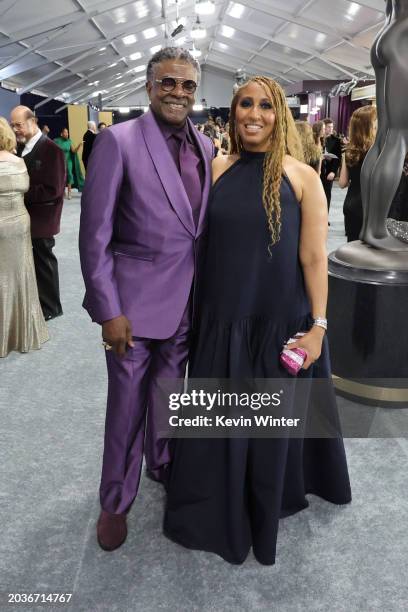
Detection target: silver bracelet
<box><xmin>313</xmin><ymin>317</ymin><xmax>327</xmax><ymax>331</ymax></box>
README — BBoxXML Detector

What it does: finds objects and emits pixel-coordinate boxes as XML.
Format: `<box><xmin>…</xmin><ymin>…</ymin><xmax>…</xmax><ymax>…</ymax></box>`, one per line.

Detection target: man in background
<box><xmin>10</xmin><ymin>106</ymin><xmax>66</xmax><ymax>320</ymax></box>
<box><xmin>82</xmin><ymin>121</ymin><xmax>97</xmax><ymax>170</ymax></box>
<box><xmin>320</xmin><ymin>117</ymin><xmax>342</xmax><ymax>212</ymax></box>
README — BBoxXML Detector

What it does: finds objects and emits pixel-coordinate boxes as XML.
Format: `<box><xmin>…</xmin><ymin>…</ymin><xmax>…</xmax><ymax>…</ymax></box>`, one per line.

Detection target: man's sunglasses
<box><xmin>155</xmin><ymin>77</ymin><xmax>197</xmax><ymax>94</ymax></box>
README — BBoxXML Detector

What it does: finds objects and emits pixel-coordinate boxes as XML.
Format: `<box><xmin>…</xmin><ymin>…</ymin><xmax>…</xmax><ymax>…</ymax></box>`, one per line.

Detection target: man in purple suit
<box><xmin>79</xmin><ymin>48</ymin><xmax>213</xmax><ymax>551</ymax></box>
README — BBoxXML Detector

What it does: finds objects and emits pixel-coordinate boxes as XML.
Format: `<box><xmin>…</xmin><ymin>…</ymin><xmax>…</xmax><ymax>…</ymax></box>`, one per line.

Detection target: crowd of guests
<box><xmin>195</xmin><ymin>115</ymin><xmax>231</xmax><ymax>156</ymax></box>
<box><xmin>1</xmin><ymin>99</ymin><xmax>407</xmax><ymax>362</ymax></box>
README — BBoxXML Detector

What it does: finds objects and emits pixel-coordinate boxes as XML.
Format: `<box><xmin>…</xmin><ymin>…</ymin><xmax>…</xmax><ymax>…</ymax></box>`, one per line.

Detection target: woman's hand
<box><xmin>284</xmin><ymin>326</ymin><xmax>325</xmax><ymax>369</ymax></box>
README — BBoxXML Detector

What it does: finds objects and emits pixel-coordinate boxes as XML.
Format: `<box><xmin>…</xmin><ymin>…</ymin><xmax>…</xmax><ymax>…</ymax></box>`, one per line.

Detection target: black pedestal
<box><xmin>328</xmin><ymin>242</ymin><xmax>408</xmax><ymax>406</ymax></box>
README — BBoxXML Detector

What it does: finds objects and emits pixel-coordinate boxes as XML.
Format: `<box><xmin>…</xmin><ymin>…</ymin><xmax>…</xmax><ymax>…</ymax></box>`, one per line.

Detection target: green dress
<box><xmin>54</xmin><ymin>137</ymin><xmax>84</xmax><ymax>191</ymax></box>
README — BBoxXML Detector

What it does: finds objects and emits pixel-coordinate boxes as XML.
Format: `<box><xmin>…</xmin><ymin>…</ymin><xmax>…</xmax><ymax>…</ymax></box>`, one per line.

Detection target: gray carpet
<box><xmin>1</xmin><ymin>185</ymin><xmax>407</xmax><ymax>612</ymax></box>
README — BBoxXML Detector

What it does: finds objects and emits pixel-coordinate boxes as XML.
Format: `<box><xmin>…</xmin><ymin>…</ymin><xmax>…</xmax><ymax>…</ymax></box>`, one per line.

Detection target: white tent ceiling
<box><xmin>0</xmin><ymin>0</ymin><xmax>385</xmax><ymax>107</ymax></box>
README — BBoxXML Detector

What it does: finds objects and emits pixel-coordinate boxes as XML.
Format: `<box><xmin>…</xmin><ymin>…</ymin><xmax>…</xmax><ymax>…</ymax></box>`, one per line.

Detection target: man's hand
<box><xmin>326</xmin><ymin>172</ymin><xmax>335</xmax><ymax>181</ymax></box>
<box><xmin>102</xmin><ymin>315</ymin><xmax>134</xmax><ymax>356</ymax></box>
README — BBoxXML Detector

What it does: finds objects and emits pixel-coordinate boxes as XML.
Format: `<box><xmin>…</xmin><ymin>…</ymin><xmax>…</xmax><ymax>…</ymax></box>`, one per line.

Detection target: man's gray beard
<box><xmin>16</xmin><ymin>136</ymin><xmax>26</xmax><ymax>144</ymax></box>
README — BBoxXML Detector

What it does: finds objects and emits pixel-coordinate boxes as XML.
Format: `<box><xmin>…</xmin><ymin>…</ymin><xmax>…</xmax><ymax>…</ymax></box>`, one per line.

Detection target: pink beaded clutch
<box><xmin>280</xmin><ymin>333</ymin><xmax>307</xmax><ymax>376</ymax></box>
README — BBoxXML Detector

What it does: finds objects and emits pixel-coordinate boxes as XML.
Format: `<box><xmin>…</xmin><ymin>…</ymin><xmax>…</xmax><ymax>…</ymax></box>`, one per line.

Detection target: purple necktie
<box><xmin>174</xmin><ymin>132</ymin><xmax>202</xmax><ymax>228</ymax></box>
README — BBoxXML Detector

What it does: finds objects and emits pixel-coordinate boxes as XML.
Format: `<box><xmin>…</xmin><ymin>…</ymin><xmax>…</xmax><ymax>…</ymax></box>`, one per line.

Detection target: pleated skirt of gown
<box><xmin>164</xmin><ymin>314</ymin><xmax>352</xmax><ymax>565</ymax></box>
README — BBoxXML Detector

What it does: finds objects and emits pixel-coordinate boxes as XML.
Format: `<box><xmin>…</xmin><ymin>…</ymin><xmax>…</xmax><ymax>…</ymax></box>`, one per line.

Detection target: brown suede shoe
<box><xmin>97</xmin><ymin>510</ymin><xmax>127</xmax><ymax>551</ymax></box>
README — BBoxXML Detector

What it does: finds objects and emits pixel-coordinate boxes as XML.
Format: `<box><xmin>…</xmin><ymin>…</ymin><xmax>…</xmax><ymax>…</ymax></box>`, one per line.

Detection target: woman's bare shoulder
<box><xmin>212</xmin><ymin>153</ymin><xmax>239</xmax><ymax>170</ymax></box>
<box><xmin>283</xmin><ymin>155</ymin><xmax>320</xmax><ymax>202</ymax></box>
<box><xmin>212</xmin><ymin>154</ymin><xmax>240</xmax><ymax>184</ymax></box>
<box><xmin>284</xmin><ymin>154</ymin><xmax>312</xmax><ymax>172</ymax></box>
<box><xmin>284</xmin><ymin>154</ymin><xmax>320</xmax><ymax>180</ymax></box>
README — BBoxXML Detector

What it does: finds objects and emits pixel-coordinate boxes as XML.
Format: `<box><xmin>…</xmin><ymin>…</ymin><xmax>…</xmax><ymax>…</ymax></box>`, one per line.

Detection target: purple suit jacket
<box><xmin>79</xmin><ymin>111</ymin><xmax>213</xmax><ymax>339</ymax></box>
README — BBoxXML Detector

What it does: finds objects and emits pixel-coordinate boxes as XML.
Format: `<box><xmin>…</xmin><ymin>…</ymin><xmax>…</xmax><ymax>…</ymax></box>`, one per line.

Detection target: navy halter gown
<box><xmin>164</xmin><ymin>150</ymin><xmax>352</xmax><ymax>565</ymax></box>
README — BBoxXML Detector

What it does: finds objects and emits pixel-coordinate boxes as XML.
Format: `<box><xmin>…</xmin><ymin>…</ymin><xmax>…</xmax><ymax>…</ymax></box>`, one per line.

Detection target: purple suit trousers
<box><xmin>101</xmin><ymin>304</ymin><xmax>190</xmax><ymax>514</ymax></box>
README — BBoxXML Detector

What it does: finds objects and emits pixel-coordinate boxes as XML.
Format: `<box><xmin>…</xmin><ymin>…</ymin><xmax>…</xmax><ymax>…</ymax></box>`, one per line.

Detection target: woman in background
<box><xmin>339</xmin><ymin>106</ymin><xmax>377</xmax><ymax>241</ymax></box>
<box><xmin>312</xmin><ymin>120</ymin><xmax>324</xmax><ymax>148</ymax></box>
<box><xmin>220</xmin><ymin>132</ymin><xmax>230</xmax><ymax>154</ymax></box>
<box><xmin>0</xmin><ymin>117</ymin><xmax>48</xmax><ymax>357</ymax></box>
<box><xmin>203</xmin><ymin>124</ymin><xmax>222</xmax><ymax>157</ymax></box>
<box><xmin>296</xmin><ymin>120</ymin><xmax>322</xmax><ymax>173</ymax></box>
<box><xmin>54</xmin><ymin>128</ymin><xmax>83</xmax><ymax>199</ymax></box>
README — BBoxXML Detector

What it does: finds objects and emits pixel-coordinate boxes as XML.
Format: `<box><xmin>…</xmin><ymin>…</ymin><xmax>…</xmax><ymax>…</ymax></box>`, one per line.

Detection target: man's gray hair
<box><xmin>146</xmin><ymin>47</ymin><xmax>201</xmax><ymax>84</ymax></box>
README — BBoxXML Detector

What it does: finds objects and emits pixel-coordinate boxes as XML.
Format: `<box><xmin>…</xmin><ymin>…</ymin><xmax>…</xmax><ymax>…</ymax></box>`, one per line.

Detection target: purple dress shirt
<box><xmin>154</xmin><ymin>113</ymin><xmax>204</xmax><ymax>227</ymax></box>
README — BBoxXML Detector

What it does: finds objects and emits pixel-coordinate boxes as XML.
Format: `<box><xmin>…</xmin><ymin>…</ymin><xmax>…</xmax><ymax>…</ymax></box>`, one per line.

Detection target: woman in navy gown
<box><xmin>164</xmin><ymin>77</ymin><xmax>351</xmax><ymax>565</ymax></box>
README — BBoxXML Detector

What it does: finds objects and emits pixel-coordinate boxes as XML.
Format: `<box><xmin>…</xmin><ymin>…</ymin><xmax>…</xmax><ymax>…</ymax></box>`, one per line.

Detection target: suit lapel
<box><xmin>141</xmin><ymin>111</ymin><xmax>195</xmax><ymax>237</ymax></box>
<box><xmin>187</xmin><ymin>117</ymin><xmax>212</xmax><ymax>238</ymax></box>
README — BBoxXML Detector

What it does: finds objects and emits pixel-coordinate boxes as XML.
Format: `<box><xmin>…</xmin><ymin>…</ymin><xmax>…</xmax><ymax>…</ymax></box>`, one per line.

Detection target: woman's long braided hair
<box><xmin>229</xmin><ymin>76</ymin><xmax>304</xmax><ymax>248</ymax></box>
